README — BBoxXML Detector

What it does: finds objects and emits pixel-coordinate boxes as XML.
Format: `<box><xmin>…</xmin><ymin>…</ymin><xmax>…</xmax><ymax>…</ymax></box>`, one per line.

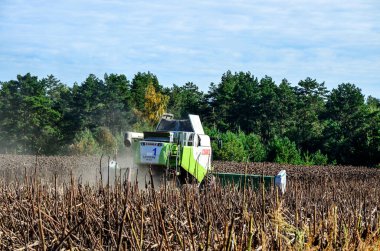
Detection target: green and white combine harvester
<box><xmin>123</xmin><ymin>114</ymin><xmax>286</xmax><ymax>192</ymax></box>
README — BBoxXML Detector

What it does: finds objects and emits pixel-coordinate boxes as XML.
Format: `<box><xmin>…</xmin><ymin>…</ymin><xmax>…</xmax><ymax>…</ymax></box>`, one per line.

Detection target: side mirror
<box><xmin>210</xmin><ymin>137</ymin><xmax>222</xmax><ymax>149</ymax></box>
<box><xmin>217</xmin><ymin>139</ymin><xmax>222</xmax><ymax>149</ymax></box>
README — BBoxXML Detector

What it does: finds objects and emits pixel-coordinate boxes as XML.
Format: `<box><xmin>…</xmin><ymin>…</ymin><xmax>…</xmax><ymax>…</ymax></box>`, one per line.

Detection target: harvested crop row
<box><xmin>213</xmin><ymin>160</ymin><xmax>380</xmax><ymax>179</ymax></box>
<box><xmin>0</xmin><ymin>155</ymin><xmax>379</xmax><ymax>250</ymax></box>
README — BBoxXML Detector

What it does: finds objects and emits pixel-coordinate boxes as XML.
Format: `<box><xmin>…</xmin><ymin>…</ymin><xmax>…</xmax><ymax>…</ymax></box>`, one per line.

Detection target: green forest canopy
<box><xmin>0</xmin><ymin>71</ymin><xmax>379</xmax><ymax>166</ymax></box>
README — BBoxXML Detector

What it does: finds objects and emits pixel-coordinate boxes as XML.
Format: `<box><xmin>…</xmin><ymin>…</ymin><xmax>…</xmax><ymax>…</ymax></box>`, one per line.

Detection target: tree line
<box><xmin>0</xmin><ymin>71</ymin><xmax>379</xmax><ymax>166</ymax></box>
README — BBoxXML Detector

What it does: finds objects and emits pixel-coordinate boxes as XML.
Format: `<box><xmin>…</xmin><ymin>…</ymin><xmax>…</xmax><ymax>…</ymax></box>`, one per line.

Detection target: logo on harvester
<box><xmin>141</xmin><ymin>142</ymin><xmax>162</xmax><ymax>147</ymax></box>
<box><xmin>201</xmin><ymin>149</ymin><xmax>211</xmax><ymax>155</ymax></box>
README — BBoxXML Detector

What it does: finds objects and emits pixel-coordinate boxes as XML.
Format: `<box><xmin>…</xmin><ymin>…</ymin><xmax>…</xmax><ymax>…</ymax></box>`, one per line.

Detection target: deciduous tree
<box><xmin>142</xmin><ymin>83</ymin><xmax>169</xmax><ymax>125</ymax></box>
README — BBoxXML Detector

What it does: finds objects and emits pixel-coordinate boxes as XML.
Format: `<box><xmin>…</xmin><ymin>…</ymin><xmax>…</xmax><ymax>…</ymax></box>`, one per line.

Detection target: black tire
<box><xmin>199</xmin><ymin>172</ymin><xmax>215</xmax><ymax>190</ymax></box>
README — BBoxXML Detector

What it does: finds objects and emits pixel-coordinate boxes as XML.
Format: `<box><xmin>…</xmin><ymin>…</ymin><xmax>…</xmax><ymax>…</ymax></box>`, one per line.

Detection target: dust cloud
<box><xmin>0</xmin><ymin>151</ymin><xmax>168</xmax><ymax>190</ymax></box>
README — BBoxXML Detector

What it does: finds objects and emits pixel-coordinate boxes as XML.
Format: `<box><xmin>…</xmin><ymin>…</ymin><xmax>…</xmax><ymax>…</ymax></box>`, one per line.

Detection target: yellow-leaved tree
<box><xmin>142</xmin><ymin>83</ymin><xmax>169</xmax><ymax>125</ymax></box>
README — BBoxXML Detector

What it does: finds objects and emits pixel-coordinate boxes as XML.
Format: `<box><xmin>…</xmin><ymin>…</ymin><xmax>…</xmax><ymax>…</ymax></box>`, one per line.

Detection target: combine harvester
<box><xmin>123</xmin><ymin>114</ymin><xmax>286</xmax><ymax>192</ymax></box>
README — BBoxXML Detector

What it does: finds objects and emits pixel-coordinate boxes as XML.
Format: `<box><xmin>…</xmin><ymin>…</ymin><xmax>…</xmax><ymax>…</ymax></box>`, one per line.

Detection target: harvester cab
<box><xmin>124</xmin><ymin>114</ymin><xmax>212</xmax><ymax>185</ymax></box>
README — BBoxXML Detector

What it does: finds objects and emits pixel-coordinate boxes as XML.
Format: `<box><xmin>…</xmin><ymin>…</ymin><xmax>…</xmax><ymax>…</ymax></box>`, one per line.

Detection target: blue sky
<box><xmin>0</xmin><ymin>0</ymin><xmax>379</xmax><ymax>98</ymax></box>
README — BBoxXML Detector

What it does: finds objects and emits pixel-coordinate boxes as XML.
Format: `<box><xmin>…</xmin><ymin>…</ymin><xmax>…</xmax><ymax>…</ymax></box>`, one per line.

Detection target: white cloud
<box><xmin>0</xmin><ymin>0</ymin><xmax>379</xmax><ymax>97</ymax></box>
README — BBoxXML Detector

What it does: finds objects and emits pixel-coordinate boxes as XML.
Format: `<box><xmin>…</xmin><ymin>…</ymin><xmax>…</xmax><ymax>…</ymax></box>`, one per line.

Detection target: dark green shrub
<box><xmin>268</xmin><ymin>136</ymin><xmax>303</xmax><ymax>165</ymax></box>
<box><xmin>219</xmin><ymin>131</ymin><xmax>246</xmax><ymax>162</ymax></box>
<box><xmin>311</xmin><ymin>150</ymin><xmax>329</xmax><ymax>165</ymax></box>
<box><xmin>239</xmin><ymin>132</ymin><xmax>267</xmax><ymax>162</ymax></box>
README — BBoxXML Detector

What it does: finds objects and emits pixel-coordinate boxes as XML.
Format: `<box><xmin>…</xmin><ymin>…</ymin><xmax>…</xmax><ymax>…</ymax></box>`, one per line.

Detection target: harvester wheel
<box><xmin>200</xmin><ymin>173</ymin><xmax>215</xmax><ymax>189</ymax></box>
